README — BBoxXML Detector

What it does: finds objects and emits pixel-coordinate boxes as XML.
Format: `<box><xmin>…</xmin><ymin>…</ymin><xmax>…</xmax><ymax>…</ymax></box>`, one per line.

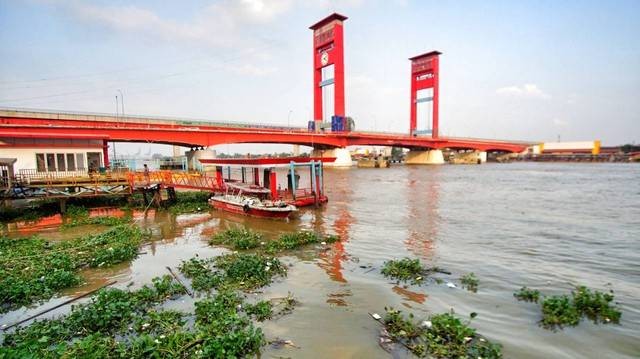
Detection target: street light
<box><xmin>287</xmin><ymin>110</ymin><xmax>293</xmax><ymax>129</ymax></box>
<box><xmin>117</xmin><ymin>89</ymin><xmax>125</xmax><ymax>117</ymax></box>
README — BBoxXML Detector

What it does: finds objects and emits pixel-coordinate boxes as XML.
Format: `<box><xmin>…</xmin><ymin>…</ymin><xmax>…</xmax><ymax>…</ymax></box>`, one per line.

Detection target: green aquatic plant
<box><xmin>179</xmin><ymin>253</ymin><xmax>287</xmax><ymax>292</ymax></box>
<box><xmin>381</xmin><ymin>258</ymin><xmax>425</xmax><ymax>284</ymax></box>
<box><xmin>264</xmin><ymin>231</ymin><xmax>339</xmax><ymax>253</ymax></box>
<box><xmin>244</xmin><ymin>300</ymin><xmax>273</xmax><ymax>321</ymax></box>
<box><xmin>1</xmin><ymin>275</ymin><xmax>273</xmax><ymax>358</ymax></box>
<box><xmin>541</xmin><ymin>294</ymin><xmax>581</xmax><ymax>328</ymax></box>
<box><xmin>514</xmin><ymin>286</ymin><xmax>541</xmax><ymax>303</ymax></box>
<box><xmin>380</xmin><ymin>308</ymin><xmax>502</xmax><ymax>358</ymax></box>
<box><xmin>527</xmin><ymin>285</ymin><xmax>622</xmax><ymax>329</ymax></box>
<box><xmin>571</xmin><ymin>286</ymin><xmax>621</xmax><ymax>324</ymax></box>
<box><xmin>0</xmin><ymin>225</ymin><xmax>143</xmax><ymax>313</ymax></box>
<box><xmin>168</xmin><ymin>191</ymin><xmax>211</xmax><ymax>214</ymax></box>
<box><xmin>460</xmin><ymin>272</ymin><xmax>479</xmax><ymax>292</ymax></box>
<box><xmin>210</xmin><ymin>226</ymin><xmax>262</xmax><ymax>250</ymax></box>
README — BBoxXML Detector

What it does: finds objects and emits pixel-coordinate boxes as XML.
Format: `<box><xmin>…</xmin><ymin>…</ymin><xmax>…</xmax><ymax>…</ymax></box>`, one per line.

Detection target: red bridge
<box><xmin>0</xmin><ymin>13</ymin><xmax>530</xmax><ymax>166</ymax></box>
<box><xmin>0</xmin><ymin>107</ymin><xmax>527</xmax><ymax>152</ymax></box>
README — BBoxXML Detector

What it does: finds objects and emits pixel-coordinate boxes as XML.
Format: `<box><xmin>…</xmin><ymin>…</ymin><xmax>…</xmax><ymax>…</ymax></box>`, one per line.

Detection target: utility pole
<box><xmin>117</xmin><ymin>89</ymin><xmax>125</xmax><ymax>117</ymax></box>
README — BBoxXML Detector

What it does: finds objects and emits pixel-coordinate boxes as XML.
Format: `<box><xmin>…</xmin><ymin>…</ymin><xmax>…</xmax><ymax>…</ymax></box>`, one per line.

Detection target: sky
<box><xmin>0</xmin><ymin>0</ymin><xmax>638</xmax><ymax>156</ymax></box>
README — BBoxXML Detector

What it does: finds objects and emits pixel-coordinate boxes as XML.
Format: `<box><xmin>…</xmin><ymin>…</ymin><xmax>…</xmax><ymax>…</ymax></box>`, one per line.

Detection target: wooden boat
<box><xmin>209</xmin><ymin>190</ymin><xmax>297</xmax><ymax>219</ymax></box>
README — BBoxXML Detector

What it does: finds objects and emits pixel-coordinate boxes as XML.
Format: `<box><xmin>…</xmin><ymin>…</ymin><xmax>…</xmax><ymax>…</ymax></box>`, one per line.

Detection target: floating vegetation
<box><xmin>264</xmin><ymin>231</ymin><xmax>339</xmax><ymax>254</ymax></box>
<box><xmin>244</xmin><ymin>300</ymin><xmax>273</xmax><ymax>321</ymax></box>
<box><xmin>169</xmin><ymin>191</ymin><xmax>211</xmax><ymax>214</ymax></box>
<box><xmin>0</xmin><ymin>225</ymin><xmax>143</xmax><ymax>313</ymax></box>
<box><xmin>526</xmin><ymin>285</ymin><xmax>622</xmax><ymax>329</ymax></box>
<box><xmin>0</xmin><ymin>276</ymin><xmax>274</xmax><ymax>358</ymax></box>
<box><xmin>572</xmin><ymin>286</ymin><xmax>621</xmax><ymax>324</ymax></box>
<box><xmin>208</xmin><ymin>228</ymin><xmax>340</xmax><ymax>254</ymax></box>
<box><xmin>460</xmin><ymin>272</ymin><xmax>479</xmax><ymax>292</ymax></box>
<box><xmin>377</xmin><ymin>307</ymin><xmax>502</xmax><ymax>358</ymax></box>
<box><xmin>514</xmin><ymin>286</ymin><xmax>541</xmax><ymax>302</ymax></box>
<box><xmin>179</xmin><ymin>253</ymin><xmax>287</xmax><ymax>292</ymax></box>
<box><xmin>381</xmin><ymin>258</ymin><xmax>426</xmax><ymax>284</ymax></box>
<box><xmin>209</xmin><ymin>226</ymin><xmax>262</xmax><ymax>250</ymax></box>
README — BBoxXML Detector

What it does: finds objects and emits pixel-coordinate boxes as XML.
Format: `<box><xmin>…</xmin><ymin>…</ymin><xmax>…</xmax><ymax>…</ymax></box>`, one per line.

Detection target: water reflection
<box><xmin>405</xmin><ymin>166</ymin><xmax>440</xmax><ymax>259</ymax></box>
<box><xmin>317</xmin><ymin>170</ymin><xmax>355</xmax><ymax>284</ymax></box>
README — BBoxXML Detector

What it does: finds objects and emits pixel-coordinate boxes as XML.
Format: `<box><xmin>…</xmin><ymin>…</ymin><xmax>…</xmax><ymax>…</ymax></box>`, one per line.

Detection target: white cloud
<box><xmin>57</xmin><ymin>0</ymin><xmax>294</xmax><ymax>48</ymax></box>
<box><xmin>226</xmin><ymin>64</ymin><xmax>277</xmax><ymax>76</ymax></box>
<box><xmin>496</xmin><ymin>83</ymin><xmax>550</xmax><ymax>99</ymax></box>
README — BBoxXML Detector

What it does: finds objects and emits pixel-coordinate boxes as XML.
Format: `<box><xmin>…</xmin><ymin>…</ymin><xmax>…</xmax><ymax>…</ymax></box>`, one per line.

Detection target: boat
<box><xmin>209</xmin><ymin>190</ymin><xmax>297</xmax><ymax>219</ymax></box>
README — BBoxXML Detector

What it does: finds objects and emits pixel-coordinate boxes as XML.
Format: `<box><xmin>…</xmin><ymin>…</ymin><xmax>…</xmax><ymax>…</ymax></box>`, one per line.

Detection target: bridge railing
<box><xmin>0</xmin><ymin>106</ymin><xmax>306</xmax><ymax>131</ymax></box>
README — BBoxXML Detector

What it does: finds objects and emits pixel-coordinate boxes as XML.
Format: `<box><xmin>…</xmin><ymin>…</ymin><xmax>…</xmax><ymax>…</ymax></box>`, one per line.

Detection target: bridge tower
<box><xmin>409</xmin><ymin>51</ymin><xmax>441</xmax><ymax>138</ymax></box>
<box><xmin>310</xmin><ymin>13</ymin><xmax>347</xmax><ymax>123</ymax></box>
<box><xmin>309</xmin><ymin>13</ymin><xmax>352</xmax><ymax>167</ymax></box>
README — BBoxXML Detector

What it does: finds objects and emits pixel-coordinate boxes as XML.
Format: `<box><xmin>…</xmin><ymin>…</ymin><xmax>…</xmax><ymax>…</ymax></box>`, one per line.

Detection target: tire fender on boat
<box><xmin>243</xmin><ymin>204</ymin><xmax>250</xmax><ymax>213</ymax></box>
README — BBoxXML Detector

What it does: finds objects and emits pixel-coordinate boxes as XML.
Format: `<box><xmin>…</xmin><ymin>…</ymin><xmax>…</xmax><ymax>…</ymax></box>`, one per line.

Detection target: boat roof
<box><xmin>199</xmin><ymin>157</ymin><xmax>336</xmax><ymax>168</ymax></box>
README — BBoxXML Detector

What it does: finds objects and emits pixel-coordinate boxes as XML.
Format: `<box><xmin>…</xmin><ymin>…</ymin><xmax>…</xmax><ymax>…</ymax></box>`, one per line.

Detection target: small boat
<box><xmin>209</xmin><ymin>190</ymin><xmax>297</xmax><ymax>219</ymax></box>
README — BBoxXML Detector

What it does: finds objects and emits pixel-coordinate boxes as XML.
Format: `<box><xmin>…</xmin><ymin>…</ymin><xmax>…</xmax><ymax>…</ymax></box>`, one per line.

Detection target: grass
<box><xmin>179</xmin><ymin>253</ymin><xmax>287</xmax><ymax>292</ymax></box>
<box><xmin>1</xmin><ymin>276</ymin><xmax>272</xmax><ymax>358</ymax></box>
<box><xmin>0</xmin><ymin>225</ymin><xmax>143</xmax><ymax>313</ymax></box>
<box><xmin>209</xmin><ymin>227</ymin><xmax>262</xmax><ymax>250</ymax></box>
<box><xmin>460</xmin><ymin>272</ymin><xmax>479</xmax><ymax>292</ymax></box>
<box><xmin>381</xmin><ymin>258</ymin><xmax>425</xmax><ymax>284</ymax></box>
<box><xmin>514</xmin><ymin>286</ymin><xmax>541</xmax><ymax>303</ymax></box>
<box><xmin>381</xmin><ymin>307</ymin><xmax>502</xmax><ymax>358</ymax></box>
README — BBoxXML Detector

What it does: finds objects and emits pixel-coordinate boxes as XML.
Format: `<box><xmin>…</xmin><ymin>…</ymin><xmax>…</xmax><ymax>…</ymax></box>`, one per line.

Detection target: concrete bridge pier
<box><xmin>311</xmin><ymin>148</ymin><xmax>353</xmax><ymax>167</ymax></box>
<box><xmin>186</xmin><ymin>148</ymin><xmax>216</xmax><ymax>170</ymax></box>
<box><xmin>449</xmin><ymin>150</ymin><xmax>487</xmax><ymax>164</ymax></box>
<box><xmin>405</xmin><ymin>149</ymin><xmax>445</xmax><ymax>165</ymax></box>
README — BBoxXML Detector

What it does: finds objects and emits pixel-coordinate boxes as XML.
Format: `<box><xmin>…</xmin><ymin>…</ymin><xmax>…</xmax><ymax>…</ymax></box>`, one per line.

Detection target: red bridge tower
<box><xmin>409</xmin><ymin>51</ymin><xmax>441</xmax><ymax>138</ymax></box>
<box><xmin>310</xmin><ymin>13</ymin><xmax>348</xmax><ymax>122</ymax></box>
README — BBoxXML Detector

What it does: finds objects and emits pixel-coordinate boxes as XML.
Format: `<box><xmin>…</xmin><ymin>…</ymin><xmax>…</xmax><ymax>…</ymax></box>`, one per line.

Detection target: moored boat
<box><xmin>209</xmin><ymin>192</ymin><xmax>297</xmax><ymax>219</ymax></box>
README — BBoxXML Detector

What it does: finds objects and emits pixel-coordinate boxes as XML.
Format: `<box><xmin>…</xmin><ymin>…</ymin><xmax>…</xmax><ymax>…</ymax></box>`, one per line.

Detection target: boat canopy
<box><xmin>199</xmin><ymin>157</ymin><xmax>336</xmax><ymax>168</ymax></box>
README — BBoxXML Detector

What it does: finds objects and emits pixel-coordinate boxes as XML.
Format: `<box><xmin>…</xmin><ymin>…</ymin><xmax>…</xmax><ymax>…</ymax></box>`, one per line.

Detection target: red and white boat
<box><xmin>209</xmin><ymin>190</ymin><xmax>297</xmax><ymax>219</ymax></box>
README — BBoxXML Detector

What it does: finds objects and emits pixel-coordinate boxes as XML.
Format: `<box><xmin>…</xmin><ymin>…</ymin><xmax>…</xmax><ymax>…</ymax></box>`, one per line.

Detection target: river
<box><xmin>2</xmin><ymin>162</ymin><xmax>639</xmax><ymax>358</ymax></box>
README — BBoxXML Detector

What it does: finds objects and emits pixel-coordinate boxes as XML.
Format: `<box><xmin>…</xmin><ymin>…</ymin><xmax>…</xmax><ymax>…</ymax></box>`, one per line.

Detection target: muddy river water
<box><xmin>2</xmin><ymin>163</ymin><xmax>639</xmax><ymax>358</ymax></box>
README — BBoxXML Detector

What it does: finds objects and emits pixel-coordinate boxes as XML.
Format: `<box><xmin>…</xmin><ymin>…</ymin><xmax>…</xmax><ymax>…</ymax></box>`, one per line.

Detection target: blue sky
<box><xmin>0</xmin><ymin>0</ymin><xmax>638</xmax><ymax>154</ymax></box>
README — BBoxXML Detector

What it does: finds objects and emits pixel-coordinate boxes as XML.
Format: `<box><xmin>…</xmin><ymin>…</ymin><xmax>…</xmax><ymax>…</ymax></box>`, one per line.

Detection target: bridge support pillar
<box><xmin>312</xmin><ymin>148</ymin><xmax>352</xmax><ymax>167</ymax></box>
<box><xmin>405</xmin><ymin>149</ymin><xmax>445</xmax><ymax>165</ymax></box>
<box><xmin>449</xmin><ymin>150</ymin><xmax>487</xmax><ymax>165</ymax></box>
<box><xmin>186</xmin><ymin>148</ymin><xmax>216</xmax><ymax>171</ymax></box>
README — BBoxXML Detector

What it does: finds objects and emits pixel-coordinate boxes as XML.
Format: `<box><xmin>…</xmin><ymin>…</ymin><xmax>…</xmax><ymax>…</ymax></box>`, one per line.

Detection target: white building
<box><xmin>0</xmin><ymin>137</ymin><xmax>106</xmax><ymax>177</ymax></box>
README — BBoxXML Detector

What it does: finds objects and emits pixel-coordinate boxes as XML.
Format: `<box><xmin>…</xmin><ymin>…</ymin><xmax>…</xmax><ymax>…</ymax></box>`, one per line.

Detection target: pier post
<box><xmin>311</xmin><ymin>148</ymin><xmax>352</xmax><ymax>167</ymax></box>
<box><xmin>405</xmin><ymin>149</ymin><xmax>445</xmax><ymax>165</ymax></box>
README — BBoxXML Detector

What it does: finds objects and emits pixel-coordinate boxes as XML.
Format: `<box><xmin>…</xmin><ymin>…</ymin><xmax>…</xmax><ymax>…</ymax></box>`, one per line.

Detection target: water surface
<box><xmin>3</xmin><ymin>163</ymin><xmax>639</xmax><ymax>358</ymax></box>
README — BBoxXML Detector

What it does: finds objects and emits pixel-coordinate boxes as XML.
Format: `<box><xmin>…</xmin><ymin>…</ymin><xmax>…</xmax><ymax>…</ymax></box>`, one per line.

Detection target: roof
<box><xmin>309</xmin><ymin>13</ymin><xmax>348</xmax><ymax>30</ymax></box>
<box><xmin>409</xmin><ymin>51</ymin><xmax>443</xmax><ymax>61</ymax></box>
<box><xmin>199</xmin><ymin>157</ymin><xmax>336</xmax><ymax>168</ymax></box>
<box><xmin>0</xmin><ymin>158</ymin><xmax>17</xmax><ymax>166</ymax></box>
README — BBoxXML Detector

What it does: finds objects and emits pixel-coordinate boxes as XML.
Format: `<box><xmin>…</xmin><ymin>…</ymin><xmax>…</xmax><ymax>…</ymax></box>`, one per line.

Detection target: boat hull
<box><xmin>209</xmin><ymin>198</ymin><xmax>294</xmax><ymax>219</ymax></box>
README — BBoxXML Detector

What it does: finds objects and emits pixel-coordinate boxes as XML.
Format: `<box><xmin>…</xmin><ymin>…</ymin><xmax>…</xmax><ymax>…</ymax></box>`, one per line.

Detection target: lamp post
<box><xmin>287</xmin><ymin>110</ymin><xmax>293</xmax><ymax>129</ymax></box>
<box><xmin>117</xmin><ymin>89</ymin><xmax>125</xmax><ymax>117</ymax></box>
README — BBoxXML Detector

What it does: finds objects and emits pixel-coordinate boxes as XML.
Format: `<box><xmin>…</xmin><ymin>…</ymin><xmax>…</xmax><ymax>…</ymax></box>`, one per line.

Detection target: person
<box><xmin>143</xmin><ymin>164</ymin><xmax>150</xmax><ymax>185</ymax></box>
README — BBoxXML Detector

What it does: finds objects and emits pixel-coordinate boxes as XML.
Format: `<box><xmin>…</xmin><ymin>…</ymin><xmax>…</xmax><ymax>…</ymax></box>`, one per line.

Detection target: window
<box><xmin>36</xmin><ymin>154</ymin><xmax>45</xmax><ymax>172</ymax></box>
<box><xmin>46</xmin><ymin>153</ymin><xmax>56</xmax><ymax>172</ymax></box>
<box><xmin>67</xmin><ymin>154</ymin><xmax>76</xmax><ymax>171</ymax></box>
<box><xmin>56</xmin><ymin>154</ymin><xmax>66</xmax><ymax>172</ymax></box>
<box><xmin>76</xmin><ymin>153</ymin><xmax>85</xmax><ymax>170</ymax></box>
